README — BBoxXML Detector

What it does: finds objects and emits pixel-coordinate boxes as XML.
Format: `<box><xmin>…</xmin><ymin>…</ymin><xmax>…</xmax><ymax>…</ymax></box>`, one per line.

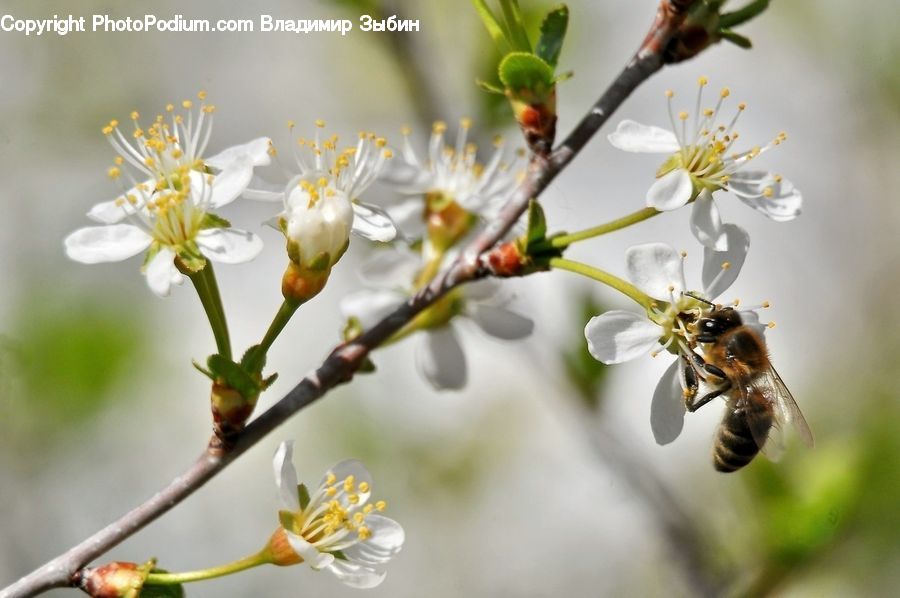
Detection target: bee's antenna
<box><xmin>683</xmin><ymin>291</ymin><xmax>716</xmax><ymax>307</ymax></box>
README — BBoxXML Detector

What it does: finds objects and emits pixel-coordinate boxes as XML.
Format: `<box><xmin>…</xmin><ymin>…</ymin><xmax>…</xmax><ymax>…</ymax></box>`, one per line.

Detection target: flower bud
<box><xmin>210</xmin><ymin>382</ymin><xmax>258</xmax><ymax>439</ymax></box>
<box><xmin>79</xmin><ymin>562</ymin><xmax>144</xmax><ymax>598</ymax></box>
<box><xmin>507</xmin><ymin>87</ymin><xmax>557</xmax><ymax>156</ymax></box>
<box><xmin>265</xmin><ymin>526</ymin><xmax>303</xmax><ymax>567</ymax></box>
<box><xmin>283</xmin><ymin>177</ymin><xmax>353</xmax><ymax>271</ymax></box>
<box><xmin>281</xmin><ymin>261</ymin><xmax>330</xmax><ymax>304</ymax></box>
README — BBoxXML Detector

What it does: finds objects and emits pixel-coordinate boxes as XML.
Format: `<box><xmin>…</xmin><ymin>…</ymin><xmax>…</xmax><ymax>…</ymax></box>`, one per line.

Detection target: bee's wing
<box><xmin>765</xmin><ymin>367</ymin><xmax>814</xmax><ymax>448</ymax></box>
<box><xmin>732</xmin><ymin>373</ymin><xmax>781</xmax><ymax>459</ymax></box>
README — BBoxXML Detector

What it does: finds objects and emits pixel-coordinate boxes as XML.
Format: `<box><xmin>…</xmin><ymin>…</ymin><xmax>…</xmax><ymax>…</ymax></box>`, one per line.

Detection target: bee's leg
<box><xmin>680</xmin><ymin>354</ymin><xmax>700</xmax><ymax>408</ymax></box>
<box><xmin>686</xmin><ymin>381</ymin><xmax>732</xmax><ymax>413</ymax></box>
<box><xmin>690</xmin><ymin>352</ymin><xmax>728</xmax><ymax>380</ymax></box>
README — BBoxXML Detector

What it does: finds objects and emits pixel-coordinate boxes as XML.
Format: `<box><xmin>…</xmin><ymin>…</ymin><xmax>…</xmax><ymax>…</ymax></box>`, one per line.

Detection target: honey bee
<box><xmin>681</xmin><ymin>297</ymin><xmax>814</xmax><ymax>472</ymax></box>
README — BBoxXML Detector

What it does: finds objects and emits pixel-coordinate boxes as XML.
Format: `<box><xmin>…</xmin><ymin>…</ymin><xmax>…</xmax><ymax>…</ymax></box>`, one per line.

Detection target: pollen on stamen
<box><xmin>737</xmin><ymin>102</ymin><xmax>747</xmax><ymax>111</ymax></box>
<box><xmin>182</xmin><ymin>100</ymin><xmax>192</xmax><ymax>109</ymax></box>
<box><xmin>197</xmin><ymin>90</ymin><xmax>208</xmax><ymax>101</ymax></box>
<box><xmin>375</xmin><ymin>500</ymin><xmax>386</xmax><ymax>511</ymax></box>
<box><xmin>315</xmin><ymin>119</ymin><xmax>326</xmax><ymax>128</ymax></box>
<box><xmin>432</xmin><ymin>120</ymin><xmax>447</xmax><ymax>134</ymax></box>
<box><xmin>720</xmin><ymin>87</ymin><xmax>731</xmax><ymax>98</ymax></box>
<box><xmin>665</xmin><ymin>90</ymin><xmax>674</xmax><ymax>98</ymax></box>
<box><xmin>721</xmin><ymin>262</ymin><xmax>731</xmax><ymax>270</ymax></box>
<box><xmin>400</xmin><ymin>125</ymin><xmax>412</xmax><ymax>136</ymax></box>
<box><xmin>763</xmin><ymin>187</ymin><xmax>774</xmax><ymax>198</ymax></box>
<box><xmin>460</xmin><ymin>117</ymin><xmax>472</xmax><ymax>130</ymax></box>
<box><xmin>698</xmin><ymin>76</ymin><xmax>709</xmax><ymax>87</ymax></box>
<box><xmin>762</xmin><ymin>300</ymin><xmax>771</xmax><ymax>308</ymax></box>
<box><xmin>130</xmin><ymin>111</ymin><xmax>139</xmax><ymax>120</ymax></box>
<box><xmin>767</xmin><ymin>321</ymin><xmax>776</xmax><ymax>329</ymax></box>
<box><xmin>678</xmin><ymin>111</ymin><xmax>689</xmax><ymax>121</ymax></box>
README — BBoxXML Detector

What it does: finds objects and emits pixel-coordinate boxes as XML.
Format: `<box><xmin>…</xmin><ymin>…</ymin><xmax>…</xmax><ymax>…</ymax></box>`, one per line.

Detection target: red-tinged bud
<box><xmin>281</xmin><ymin>262</ymin><xmax>330</xmax><ymax>304</ymax></box>
<box><xmin>210</xmin><ymin>382</ymin><xmax>258</xmax><ymax>439</ymax></box>
<box><xmin>485</xmin><ymin>242</ymin><xmax>531</xmax><ymax>277</ymax></box>
<box><xmin>508</xmin><ymin>88</ymin><xmax>557</xmax><ymax>156</ymax></box>
<box><xmin>79</xmin><ymin>562</ymin><xmax>143</xmax><ymax>597</ymax></box>
<box><xmin>265</xmin><ymin>527</ymin><xmax>303</xmax><ymax>567</ymax></box>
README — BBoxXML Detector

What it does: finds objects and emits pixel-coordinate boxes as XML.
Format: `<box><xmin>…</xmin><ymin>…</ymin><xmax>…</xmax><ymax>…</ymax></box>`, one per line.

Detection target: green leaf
<box><xmin>523</xmin><ymin>199</ymin><xmax>547</xmax><ymax>253</ymax></box>
<box><xmin>719</xmin><ymin>0</ymin><xmax>770</xmax><ymax>29</ymax></box>
<box><xmin>240</xmin><ymin>344</ymin><xmax>266</xmax><ymax>377</ymax></box>
<box><xmin>297</xmin><ymin>483</ymin><xmax>311</xmax><ymax>510</ymax></box>
<box><xmin>141</xmin><ymin>582</ymin><xmax>185</xmax><ymax>598</ymax></box>
<box><xmin>192</xmin><ymin>359</ymin><xmax>214</xmax><ymax>380</ymax></box>
<box><xmin>476</xmin><ymin>79</ymin><xmax>505</xmax><ymax>94</ymax></box>
<box><xmin>536</xmin><ymin>5</ymin><xmax>569</xmax><ymax>68</ymax></box>
<box><xmin>497</xmin><ymin>0</ymin><xmax>532</xmax><ymax>52</ymax></box>
<box><xmin>207</xmin><ymin>354</ymin><xmax>258</xmax><ymax>398</ymax></box>
<box><xmin>471</xmin><ymin>0</ymin><xmax>510</xmax><ymax>52</ymax></box>
<box><xmin>200</xmin><ymin>212</ymin><xmax>231</xmax><ymax>230</ymax></box>
<box><xmin>720</xmin><ymin>29</ymin><xmax>753</xmax><ymax>48</ymax></box>
<box><xmin>498</xmin><ymin>52</ymin><xmax>554</xmax><ymax>91</ymax></box>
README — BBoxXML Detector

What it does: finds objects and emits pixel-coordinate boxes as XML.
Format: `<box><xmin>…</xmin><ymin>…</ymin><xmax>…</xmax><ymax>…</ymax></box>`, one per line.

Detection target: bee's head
<box><xmin>696</xmin><ymin>307</ymin><xmax>743</xmax><ymax>343</ymax></box>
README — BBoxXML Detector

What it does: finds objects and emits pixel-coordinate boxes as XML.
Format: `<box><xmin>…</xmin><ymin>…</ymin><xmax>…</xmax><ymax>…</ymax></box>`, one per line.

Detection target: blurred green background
<box><xmin>0</xmin><ymin>1</ymin><xmax>897</xmax><ymax>596</ymax></box>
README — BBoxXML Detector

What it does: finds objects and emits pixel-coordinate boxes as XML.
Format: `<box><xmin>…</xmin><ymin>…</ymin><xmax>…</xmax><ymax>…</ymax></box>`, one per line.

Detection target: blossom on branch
<box><xmin>378</xmin><ymin>119</ymin><xmax>525</xmax><ymax>247</ymax></box>
<box><xmin>268</xmin><ymin>441</ymin><xmax>404</xmax><ymax>589</ymax></box>
<box><xmin>64</xmin><ymin>93</ymin><xmax>270</xmax><ymax>296</ymax></box>
<box><xmin>583</xmin><ymin>237</ymin><xmax>768</xmax><ymax>444</ymax></box>
<box><xmin>608</xmin><ymin>77</ymin><xmax>802</xmax><ymax>250</ymax></box>
<box><xmin>340</xmin><ymin>248</ymin><xmax>534</xmax><ymax>390</ymax></box>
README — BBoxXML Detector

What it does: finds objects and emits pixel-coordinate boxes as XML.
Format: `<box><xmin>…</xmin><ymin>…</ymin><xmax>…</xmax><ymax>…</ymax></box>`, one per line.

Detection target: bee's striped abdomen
<box><xmin>713</xmin><ymin>407</ymin><xmax>770</xmax><ymax>473</ymax></box>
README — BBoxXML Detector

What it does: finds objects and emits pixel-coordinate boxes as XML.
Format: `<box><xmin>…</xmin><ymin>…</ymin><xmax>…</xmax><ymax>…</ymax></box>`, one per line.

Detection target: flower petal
<box><xmin>647</xmin><ymin>169</ymin><xmax>692</xmax><ymax>211</ymax></box>
<box><xmin>64</xmin><ymin>225</ymin><xmax>152</xmax><ymax>264</ymax></box>
<box><xmin>470</xmin><ymin>304</ymin><xmax>534</xmax><ymax>340</ymax></box>
<box><xmin>340</xmin><ymin>289</ymin><xmax>406</xmax><ymax>331</ymax></box>
<box><xmin>285</xmin><ymin>531</ymin><xmax>334</xmax><ymax>570</ymax></box>
<box><xmin>416</xmin><ymin>327</ymin><xmax>467</xmax><ymax>390</ymax></box>
<box><xmin>323</xmin><ymin>460</ymin><xmax>373</xmax><ymax>507</ymax></box>
<box><xmin>87</xmin><ymin>181</ymin><xmax>154</xmax><ymax>224</ymax></box>
<box><xmin>690</xmin><ymin>190</ymin><xmax>728</xmax><ymax>250</ymax></box>
<box><xmin>205</xmin><ymin>137</ymin><xmax>272</xmax><ymax>170</ymax></box>
<box><xmin>701</xmin><ymin>224</ymin><xmax>749</xmax><ymax>300</ymax></box>
<box><xmin>584</xmin><ymin>310</ymin><xmax>661</xmax><ymax>364</ymax></box>
<box><xmin>607</xmin><ymin>120</ymin><xmax>680</xmax><ymax>153</ymax></box>
<box><xmin>144</xmin><ymin>247</ymin><xmax>182</xmax><ymax>297</ymax></box>
<box><xmin>342</xmin><ymin>515</ymin><xmax>404</xmax><ymax>565</ymax></box>
<box><xmin>326</xmin><ymin>559</ymin><xmax>386</xmax><ymax>589</ymax></box>
<box><xmin>359</xmin><ymin>249</ymin><xmax>421</xmax><ymax>289</ymax></box>
<box><xmin>351</xmin><ymin>202</ymin><xmax>397</xmax><ymax>242</ymax></box>
<box><xmin>242</xmin><ymin>174</ymin><xmax>286</xmax><ymax>202</ymax></box>
<box><xmin>650</xmin><ymin>359</ymin><xmax>686</xmax><ymax>445</ymax></box>
<box><xmin>626</xmin><ymin>243</ymin><xmax>687</xmax><ymax>300</ymax></box>
<box><xmin>273</xmin><ymin>441</ymin><xmax>300</xmax><ymax>512</ymax></box>
<box><xmin>728</xmin><ymin>171</ymin><xmax>802</xmax><ymax>222</ymax></box>
<box><xmin>196</xmin><ymin>228</ymin><xmax>263</xmax><ymax>264</ymax></box>
<box><xmin>378</xmin><ymin>157</ymin><xmax>433</xmax><ymax>194</ymax></box>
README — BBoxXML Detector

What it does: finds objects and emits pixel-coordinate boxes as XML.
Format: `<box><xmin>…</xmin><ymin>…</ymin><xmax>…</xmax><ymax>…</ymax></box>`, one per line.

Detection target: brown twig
<box><xmin>1</xmin><ymin>2</ymin><xmax>700</xmax><ymax>595</ymax></box>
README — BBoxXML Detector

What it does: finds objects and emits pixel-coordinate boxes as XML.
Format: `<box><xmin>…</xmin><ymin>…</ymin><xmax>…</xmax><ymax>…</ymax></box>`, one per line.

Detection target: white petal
<box><xmin>327</xmin><ymin>560</ymin><xmax>386</xmax><ymax>589</ymax></box>
<box><xmin>378</xmin><ymin>158</ymin><xmax>433</xmax><ymax>194</ymax></box>
<box><xmin>342</xmin><ymin>515</ymin><xmax>404</xmax><ymax>565</ymax></box>
<box><xmin>463</xmin><ymin>279</ymin><xmax>500</xmax><ymax>302</ymax></box>
<box><xmin>285</xmin><ymin>531</ymin><xmax>334</xmax><ymax>570</ymax></box>
<box><xmin>386</xmin><ymin>199</ymin><xmax>426</xmax><ymax>241</ymax></box>
<box><xmin>323</xmin><ymin>460</ymin><xmax>373</xmax><ymax>506</ymax></box>
<box><xmin>205</xmin><ymin>137</ymin><xmax>272</xmax><ymax>169</ymax></box>
<box><xmin>359</xmin><ymin>249</ymin><xmax>421</xmax><ymax>289</ymax></box>
<box><xmin>650</xmin><ymin>360</ymin><xmax>686</xmax><ymax>445</ymax></box>
<box><xmin>351</xmin><ymin>202</ymin><xmax>397</xmax><ymax>242</ymax></box>
<box><xmin>738</xmin><ymin>309</ymin><xmax>768</xmax><ymax>339</ymax></box>
<box><xmin>87</xmin><ymin>181</ymin><xmax>154</xmax><ymax>224</ymax></box>
<box><xmin>701</xmin><ymin>224</ymin><xmax>749</xmax><ymax>299</ymax></box>
<box><xmin>626</xmin><ymin>243</ymin><xmax>687</xmax><ymax>300</ymax></box>
<box><xmin>196</xmin><ymin>228</ymin><xmax>263</xmax><ymax>264</ymax></box>
<box><xmin>207</xmin><ymin>164</ymin><xmax>254</xmax><ymax>209</ymax></box>
<box><xmin>64</xmin><ymin>225</ymin><xmax>152</xmax><ymax>264</ymax></box>
<box><xmin>339</xmin><ymin>289</ymin><xmax>406</xmax><ymax>330</ymax></box>
<box><xmin>607</xmin><ymin>120</ymin><xmax>680</xmax><ymax>153</ymax></box>
<box><xmin>470</xmin><ymin>305</ymin><xmax>534</xmax><ymax>340</ymax></box>
<box><xmin>728</xmin><ymin>171</ymin><xmax>802</xmax><ymax>222</ymax></box>
<box><xmin>647</xmin><ymin>169</ymin><xmax>692</xmax><ymax>211</ymax></box>
<box><xmin>145</xmin><ymin>248</ymin><xmax>181</xmax><ymax>297</ymax></box>
<box><xmin>242</xmin><ymin>174</ymin><xmax>286</xmax><ymax>202</ymax></box>
<box><xmin>584</xmin><ymin>311</ymin><xmax>661</xmax><ymax>364</ymax></box>
<box><xmin>416</xmin><ymin>327</ymin><xmax>467</xmax><ymax>390</ymax></box>
<box><xmin>273</xmin><ymin>441</ymin><xmax>301</xmax><ymax>512</ymax></box>
<box><xmin>690</xmin><ymin>190</ymin><xmax>728</xmax><ymax>251</ymax></box>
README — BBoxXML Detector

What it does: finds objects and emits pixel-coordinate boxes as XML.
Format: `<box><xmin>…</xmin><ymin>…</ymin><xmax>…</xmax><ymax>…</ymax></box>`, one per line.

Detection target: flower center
<box><xmin>298</xmin><ymin>473</ymin><xmax>388</xmax><ymax>547</ymax></box>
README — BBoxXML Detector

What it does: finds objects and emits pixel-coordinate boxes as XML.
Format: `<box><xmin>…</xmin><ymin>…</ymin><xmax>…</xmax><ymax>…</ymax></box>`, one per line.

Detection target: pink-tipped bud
<box><xmin>79</xmin><ymin>562</ymin><xmax>143</xmax><ymax>598</ymax></box>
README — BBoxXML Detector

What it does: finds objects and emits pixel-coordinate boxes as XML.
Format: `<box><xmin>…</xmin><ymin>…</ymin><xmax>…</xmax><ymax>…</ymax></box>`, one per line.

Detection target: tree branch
<box><xmin>1</xmin><ymin>2</ymin><xmax>700</xmax><ymax>596</ymax></box>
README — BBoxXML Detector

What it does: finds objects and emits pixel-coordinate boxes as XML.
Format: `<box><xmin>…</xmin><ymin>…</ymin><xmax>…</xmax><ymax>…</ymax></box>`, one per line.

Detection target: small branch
<box><xmin>1</xmin><ymin>2</ymin><xmax>701</xmax><ymax>596</ymax></box>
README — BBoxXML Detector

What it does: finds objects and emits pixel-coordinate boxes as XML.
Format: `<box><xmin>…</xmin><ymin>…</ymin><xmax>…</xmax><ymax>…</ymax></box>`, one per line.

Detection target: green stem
<box><xmin>144</xmin><ymin>549</ymin><xmax>271</xmax><ymax>585</ymax></box>
<box><xmin>187</xmin><ymin>262</ymin><xmax>232</xmax><ymax>360</ymax></box>
<box><xmin>545</xmin><ymin>257</ymin><xmax>655</xmax><ymax>310</ymax></box>
<box><xmin>719</xmin><ymin>0</ymin><xmax>770</xmax><ymax>29</ymax></box>
<box><xmin>534</xmin><ymin>207</ymin><xmax>661</xmax><ymax>252</ymax></box>
<box><xmin>259</xmin><ymin>300</ymin><xmax>302</xmax><ymax>354</ymax></box>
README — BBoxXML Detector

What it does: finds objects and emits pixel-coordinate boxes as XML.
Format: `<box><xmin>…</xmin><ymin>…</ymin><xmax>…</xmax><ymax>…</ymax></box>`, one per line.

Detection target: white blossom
<box><xmin>64</xmin><ymin>94</ymin><xmax>269</xmax><ymax>296</ymax></box>
<box><xmin>273</xmin><ymin>441</ymin><xmax>404</xmax><ymax>589</ymax></box>
<box><xmin>583</xmin><ymin>236</ymin><xmax>766</xmax><ymax>444</ymax></box>
<box><xmin>340</xmin><ymin>248</ymin><xmax>533</xmax><ymax>390</ymax></box>
<box><xmin>608</xmin><ymin>78</ymin><xmax>802</xmax><ymax>250</ymax></box>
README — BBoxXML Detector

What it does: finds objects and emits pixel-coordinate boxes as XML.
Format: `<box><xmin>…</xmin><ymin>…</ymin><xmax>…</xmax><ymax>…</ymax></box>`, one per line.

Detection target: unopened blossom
<box><xmin>608</xmin><ymin>77</ymin><xmax>802</xmax><ymax>250</ymax></box>
<box><xmin>64</xmin><ymin>93</ymin><xmax>270</xmax><ymax>296</ymax></box>
<box><xmin>246</xmin><ymin>121</ymin><xmax>397</xmax><ymax>271</ymax></box>
<box><xmin>340</xmin><ymin>247</ymin><xmax>534</xmax><ymax>390</ymax></box>
<box><xmin>269</xmin><ymin>441</ymin><xmax>404</xmax><ymax>589</ymax></box>
<box><xmin>583</xmin><ymin>234</ymin><xmax>768</xmax><ymax>444</ymax></box>
<box><xmin>377</xmin><ymin>119</ymin><xmax>525</xmax><ymax>245</ymax></box>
